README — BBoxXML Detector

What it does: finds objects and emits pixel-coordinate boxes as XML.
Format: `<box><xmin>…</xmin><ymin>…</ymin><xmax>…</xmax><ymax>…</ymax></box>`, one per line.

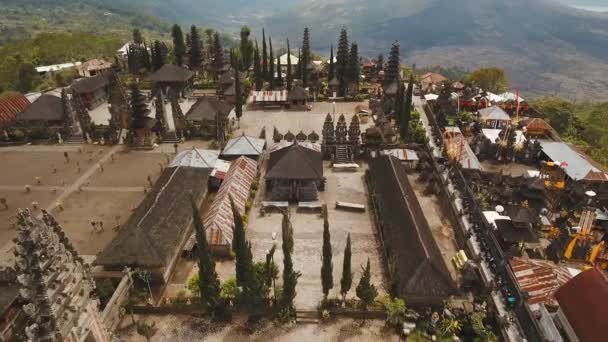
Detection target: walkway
<box><xmin>414</xmin><ymin>96</ymin><xmax>524</xmax><ymax>342</ymax></box>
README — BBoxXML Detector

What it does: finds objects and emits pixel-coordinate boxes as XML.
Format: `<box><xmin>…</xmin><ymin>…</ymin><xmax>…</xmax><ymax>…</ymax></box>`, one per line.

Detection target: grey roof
<box><xmin>478</xmin><ymin>106</ymin><xmax>510</xmax><ymax>121</ymax></box>
<box><xmin>170</xmin><ymin>148</ymin><xmax>220</xmax><ymax>168</ymax></box>
<box><xmin>148</xmin><ymin>64</ymin><xmax>195</xmax><ymax>83</ymax></box>
<box><xmin>287</xmin><ymin>86</ymin><xmax>307</xmax><ymax>101</ymax></box>
<box><xmin>222</xmin><ymin>134</ymin><xmax>266</xmax><ymax>157</ymax></box>
<box><xmin>17</xmin><ymin>94</ymin><xmax>64</xmax><ymax>122</ymax></box>
<box><xmin>184</xmin><ymin>97</ymin><xmax>233</xmax><ymax>122</ymax></box>
<box><xmin>539</xmin><ymin>141</ymin><xmax>605</xmax><ymax>181</ymax></box>
<box><xmin>266</xmin><ymin>142</ymin><xmax>323</xmax><ymax>180</ymax></box>
<box><xmin>71</xmin><ymin>74</ymin><xmax>108</xmax><ymax>94</ymax></box>
<box><xmin>94</xmin><ymin>166</ymin><xmax>211</xmax><ymax>268</ymax></box>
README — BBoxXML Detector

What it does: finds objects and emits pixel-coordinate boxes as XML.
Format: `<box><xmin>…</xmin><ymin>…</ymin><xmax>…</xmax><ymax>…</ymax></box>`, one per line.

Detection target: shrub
<box><xmin>186</xmin><ymin>273</ymin><xmax>200</xmax><ymax>296</ymax></box>
<box><xmin>173</xmin><ymin>290</ymin><xmax>189</xmax><ymax>304</ymax></box>
<box><xmin>245</xmin><ymin>200</ymin><xmax>253</xmax><ymax>212</ymax></box>
<box><xmin>380</xmin><ymin>295</ymin><xmax>406</xmax><ymax>327</ymax></box>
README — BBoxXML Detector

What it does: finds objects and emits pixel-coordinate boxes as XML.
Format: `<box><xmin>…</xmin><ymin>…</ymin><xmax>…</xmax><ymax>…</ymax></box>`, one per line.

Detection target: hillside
<box><xmin>0</xmin><ymin>0</ymin><xmax>168</xmax><ymax>46</ymax></box>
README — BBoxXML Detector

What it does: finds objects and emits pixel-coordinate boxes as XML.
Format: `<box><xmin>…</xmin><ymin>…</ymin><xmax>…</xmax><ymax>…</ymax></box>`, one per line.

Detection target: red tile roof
<box><xmin>510</xmin><ymin>257</ymin><xmax>573</xmax><ymax>306</ymax></box>
<box><xmin>0</xmin><ymin>93</ymin><xmax>30</xmax><ymax>127</ymax></box>
<box><xmin>555</xmin><ymin>268</ymin><xmax>608</xmax><ymax>342</ymax></box>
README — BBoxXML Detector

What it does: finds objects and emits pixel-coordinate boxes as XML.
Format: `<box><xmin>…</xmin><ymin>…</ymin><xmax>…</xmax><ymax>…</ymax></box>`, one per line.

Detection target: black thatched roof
<box><xmin>148</xmin><ymin>64</ymin><xmax>195</xmax><ymax>83</ymax></box>
<box><xmin>369</xmin><ymin>155</ymin><xmax>457</xmax><ymax>306</ymax></box>
<box><xmin>71</xmin><ymin>74</ymin><xmax>109</xmax><ymax>94</ymax></box>
<box><xmin>329</xmin><ymin>77</ymin><xmax>340</xmax><ymax>86</ymax></box>
<box><xmin>266</xmin><ymin>143</ymin><xmax>323</xmax><ymax>180</ymax></box>
<box><xmin>17</xmin><ymin>94</ymin><xmax>63</xmax><ymax>122</ymax></box>
<box><xmin>505</xmin><ymin>205</ymin><xmax>539</xmax><ymax>224</ymax></box>
<box><xmin>494</xmin><ymin>219</ymin><xmax>539</xmax><ymax>244</ymax></box>
<box><xmin>288</xmin><ymin>86</ymin><xmax>307</xmax><ymax>101</ymax></box>
<box><xmin>94</xmin><ymin>166</ymin><xmax>211</xmax><ymax>268</ymax></box>
<box><xmin>184</xmin><ymin>97</ymin><xmax>233</xmax><ymax>122</ymax></box>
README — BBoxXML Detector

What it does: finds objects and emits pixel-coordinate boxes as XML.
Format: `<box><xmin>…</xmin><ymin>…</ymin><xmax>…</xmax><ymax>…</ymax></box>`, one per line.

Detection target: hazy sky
<box><xmin>559</xmin><ymin>0</ymin><xmax>608</xmax><ymax>11</ymax></box>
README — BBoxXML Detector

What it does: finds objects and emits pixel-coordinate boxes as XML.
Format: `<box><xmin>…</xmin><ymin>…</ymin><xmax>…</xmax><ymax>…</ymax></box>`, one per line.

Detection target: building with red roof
<box><xmin>0</xmin><ymin>93</ymin><xmax>30</xmax><ymax>129</ymax></box>
<box><xmin>555</xmin><ymin>267</ymin><xmax>608</xmax><ymax>342</ymax></box>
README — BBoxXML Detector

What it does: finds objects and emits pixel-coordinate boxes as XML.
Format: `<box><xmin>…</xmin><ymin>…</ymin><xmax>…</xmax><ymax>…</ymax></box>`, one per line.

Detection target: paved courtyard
<box><xmin>0</xmin><ymin>141</ymin><xmax>213</xmax><ymax>266</ymax></box>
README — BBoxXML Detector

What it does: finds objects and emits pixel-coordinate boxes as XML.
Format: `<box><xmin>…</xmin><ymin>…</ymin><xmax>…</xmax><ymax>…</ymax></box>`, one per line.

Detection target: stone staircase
<box><xmin>296</xmin><ymin>310</ymin><xmax>319</xmax><ymax>324</ymax></box>
<box><xmin>64</xmin><ymin>133</ymin><xmax>86</xmax><ymax>145</ymax></box>
<box><xmin>161</xmin><ymin>131</ymin><xmax>180</xmax><ymax>144</ymax></box>
<box><xmin>334</xmin><ymin>144</ymin><xmax>350</xmax><ymax>164</ymax></box>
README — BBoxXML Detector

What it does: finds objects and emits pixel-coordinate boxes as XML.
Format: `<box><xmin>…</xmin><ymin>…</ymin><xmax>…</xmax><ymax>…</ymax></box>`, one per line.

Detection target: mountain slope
<box><xmin>263</xmin><ymin>0</ymin><xmax>608</xmax><ymax>99</ymax></box>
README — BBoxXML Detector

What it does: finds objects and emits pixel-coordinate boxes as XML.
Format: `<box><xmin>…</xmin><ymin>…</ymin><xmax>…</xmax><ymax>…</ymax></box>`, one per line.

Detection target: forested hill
<box><xmin>0</xmin><ymin>0</ymin><xmax>168</xmax><ymax>46</ymax></box>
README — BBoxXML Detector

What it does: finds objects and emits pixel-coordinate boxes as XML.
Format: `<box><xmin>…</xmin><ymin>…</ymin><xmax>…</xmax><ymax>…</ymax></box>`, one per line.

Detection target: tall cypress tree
<box><xmin>262</xmin><ymin>29</ymin><xmax>268</xmax><ymax>81</ymax></box>
<box><xmin>340</xmin><ymin>233</ymin><xmax>352</xmax><ymax>301</ymax></box>
<box><xmin>212</xmin><ymin>32</ymin><xmax>224</xmax><ymax>77</ymax></box>
<box><xmin>190</xmin><ymin>196</ymin><xmax>220</xmax><ymax>313</ymax></box>
<box><xmin>321</xmin><ymin>206</ymin><xmax>333</xmax><ymax>300</ymax></box>
<box><xmin>385</xmin><ymin>41</ymin><xmax>401</xmax><ymax>82</ymax></box>
<box><xmin>296</xmin><ymin>49</ymin><xmax>302</xmax><ymax>81</ymax></box>
<box><xmin>336</xmin><ymin>28</ymin><xmax>349</xmax><ymax>95</ymax></box>
<box><xmin>253</xmin><ymin>41</ymin><xmax>263</xmax><ymax>91</ymax></box>
<box><xmin>188</xmin><ymin>25</ymin><xmax>204</xmax><ymax>70</ymax></box>
<box><xmin>355</xmin><ymin>258</ymin><xmax>377</xmax><ymax>310</ymax></box>
<box><xmin>129</xmin><ymin>82</ymin><xmax>148</xmax><ymax>129</ymax></box>
<box><xmin>151</xmin><ymin>40</ymin><xmax>166</xmax><ymax>71</ymax></box>
<box><xmin>276</xmin><ymin>49</ymin><xmax>283</xmax><ymax>88</ymax></box>
<box><xmin>172</xmin><ymin>25</ymin><xmax>186</xmax><ymax>67</ymax></box>
<box><xmin>328</xmin><ymin>44</ymin><xmax>335</xmax><ymax>82</ymax></box>
<box><xmin>142</xmin><ymin>41</ymin><xmax>151</xmax><ymax>72</ymax></box>
<box><xmin>231</xmin><ymin>197</ymin><xmax>253</xmax><ymax>287</ymax></box>
<box><xmin>240</xmin><ymin>25</ymin><xmax>253</xmax><ymax>71</ymax></box>
<box><xmin>286</xmin><ymin>39</ymin><xmax>293</xmax><ymax>90</ymax></box>
<box><xmin>301</xmin><ymin>28</ymin><xmax>311</xmax><ymax>87</ymax></box>
<box><xmin>234</xmin><ymin>64</ymin><xmax>243</xmax><ymax>123</ymax></box>
<box><xmin>281</xmin><ymin>213</ymin><xmax>300</xmax><ymax>315</ymax></box>
<box><xmin>395</xmin><ymin>82</ymin><xmax>404</xmax><ymax>127</ymax></box>
<box><xmin>376</xmin><ymin>53</ymin><xmax>384</xmax><ymax>72</ymax></box>
<box><xmin>402</xmin><ymin>75</ymin><xmax>414</xmax><ymax>140</ymax></box>
<box><xmin>347</xmin><ymin>42</ymin><xmax>360</xmax><ymax>86</ymax></box>
<box><xmin>268</xmin><ymin>37</ymin><xmax>275</xmax><ymax>86</ymax></box>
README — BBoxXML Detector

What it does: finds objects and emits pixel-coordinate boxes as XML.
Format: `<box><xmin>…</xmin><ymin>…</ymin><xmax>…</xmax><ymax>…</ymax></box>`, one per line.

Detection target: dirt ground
<box><xmin>0</xmin><ymin>142</ymin><xmax>206</xmax><ymax>266</ymax></box>
<box><xmin>116</xmin><ymin>314</ymin><xmax>399</xmax><ymax>342</ymax></box>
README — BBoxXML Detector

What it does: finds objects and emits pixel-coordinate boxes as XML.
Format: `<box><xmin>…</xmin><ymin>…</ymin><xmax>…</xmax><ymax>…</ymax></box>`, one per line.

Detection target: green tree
<box><xmin>129</xmin><ymin>82</ymin><xmax>148</xmax><ymax>129</ymax></box>
<box><xmin>190</xmin><ymin>196</ymin><xmax>221</xmax><ymax>314</ymax></box>
<box><xmin>281</xmin><ymin>212</ymin><xmax>301</xmax><ymax>315</ymax></box>
<box><xmin>220</xmin><ymin>277</ymin><xmax>241</xmax><ymax>302</ymax></box>
<box><xmin>321</xmin><ymin>206</ymin><xmax>333</xmax><ymax>300</ymax></box>
<box><xmin>296</xmin><ymin>49</ymin><xmax>302</xmax><ymax>81</ymax></box>
<box><xmin>340</xmin><ymin>233</ymin><xmax>352</xmax><ymax>301</ymax></box>
<box><xmin>16</xmin><ymin>62</ymin><xmax>38</xmax><ymax>93</ymax></box>
<box><xmin>380</xmin><ymin>295</ymin><xmax>406</xmax><ymax>327</ymax></box>
<box><xmin>212</xmin><ymin>32</ymin><xmax>224</xmax><ymax>78</ymax></box>
<box><xmin>402</xmin><ymin>75</ymin><xmax>414</xmax><ymax>140</ymax></box>
<box><xmin>265</xmin><ymin>244</ymin><xmax>278</xmax><ymax>298</ymax></box>
<box><xmin>286</xmin><ymin>39</ymin><xmax>293</xmax><ymax>91</ymax></box>
<box><xmin>336</xmin><ymin>27</ymin><xmax>349</xmax><ymax>95</ymax></box>
<box><xmin>231</xmin><ymin>196</ymin><xmax>252</xmax><ymax>288</ymax></box>
<box><xmin>385</xmin><ymin>40</ymin><xmax>400</xmax><ymax>81</ymax></box>
<box><xmin>171</xmin><ymin>24</ymin><xmax>186</xmax><ymax>66</ymax></box>
<box><xmin>466</xmin><ymin>67</ymin><xmax>507</xmax><ymax>93</ymax></box>
<box><xmin>301</xmin><ymin>27</ymin><xmax>311</xmax><ymax>87</ymax></box>
<box><xmin>355</xmin><ymin>258</ymin><xmax>377</xmax><ymax>310</ymax></box>
<box><xmin>132</xmin><ymin>28</ymin><xmax>143</xmax><ymax>45</ymax></box>
<box><xmin>268</xmin><ymin>37</ymin><xmax>275</xmax><ymax>86</ymax></box>
<box><xmin>328</xmin><ymin>44</ymin><xmax>335</xmax><ymax>82</ymax></box>
<box><xmin>253</xmin><ymin>41</ymin><xmax>263</xmax><ymax>91</ymax></box>
<box><xmin>346</xmin><ymin>42</ymin><xmax>360</xmax><ymax>87</ymax></box>
<box><xmin>188</xmin><ymin>25</ymin><xmax>204</xmax><ymax>70</ymax></box>
<box><xmin>151</xmin><ymin>40</ymin><xmax>166</xmax><ymax>71</ymax></box>
<box><xmin>262</xmin><ymin>28</ymin><xmax>268</xmax><ymax>81</ymax></box>
<box><xmin>376</xmin><ymin>53</ymin><xmax>384</xmax><ymax>72</ymax></box>
<box><xmin>234</xmin><ymin>62</ymin><xmax>243</xmax><ymax>123</ymax></box>
<box><xmin>240</xmin><ymin>26</ymin><xmax>253</xmax><ymax>71</ymax></box>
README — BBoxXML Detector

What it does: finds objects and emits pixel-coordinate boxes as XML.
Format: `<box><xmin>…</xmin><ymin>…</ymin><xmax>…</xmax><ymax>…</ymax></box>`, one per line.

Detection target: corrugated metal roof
<box><xmin>510</xmin><ymin>257</ymin><xmax>573</xmax><ymax>306</ymax></box>
<box><xmin>270</xmin><ymin>141</ymin><xmax>321</xmax><ymax>153</ymax></box>
<box><xmin>202</xmin><ymin>157</ymin><xmax>258</xmax><ymax>247</ymax></box>
<box><xmin>170</xmin><ymin>148</ymin><xmax>221</xmax><ymax>169</ymax></box>
<box><xmin>482</xmin><ymin>129</ymin><xmax>526</xmax><ymax>144</ymax></box>
<box><xmin>0</xmin><ymin>93</ymin><xmax>30</xmax><ymax>127</ymax></box>
<box><xmin>478</xmin><ymin>106</ymin><xmax>510</xmax><ymax>121</ymax></box>
<box><xmin>443</xmin><ymin>127</ymin><xmax>483</xmax><ymax>170</ymax></box>
<box><xmin>381</xmin><ymin>149</ymin><xmax>419</xmax><ymax>161</ymax></box>
<box><xmin>250</xmin><ymin>90</ymin><xmax>288</xmax><ymax>103</ymax></box>
<box><xmin>222</xmin><ymin>134</ymin><xmax>265</xmax><ymax>156</ymax></box>
<box><xmin>539</xmin><ymin>141</ymin><xmax>605</xmax><ymax>181</ymax></box>
<box><xmin>35</xmin><ymin>62</ymin><xmax>81</xmax><ymax>73</ymax></box>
